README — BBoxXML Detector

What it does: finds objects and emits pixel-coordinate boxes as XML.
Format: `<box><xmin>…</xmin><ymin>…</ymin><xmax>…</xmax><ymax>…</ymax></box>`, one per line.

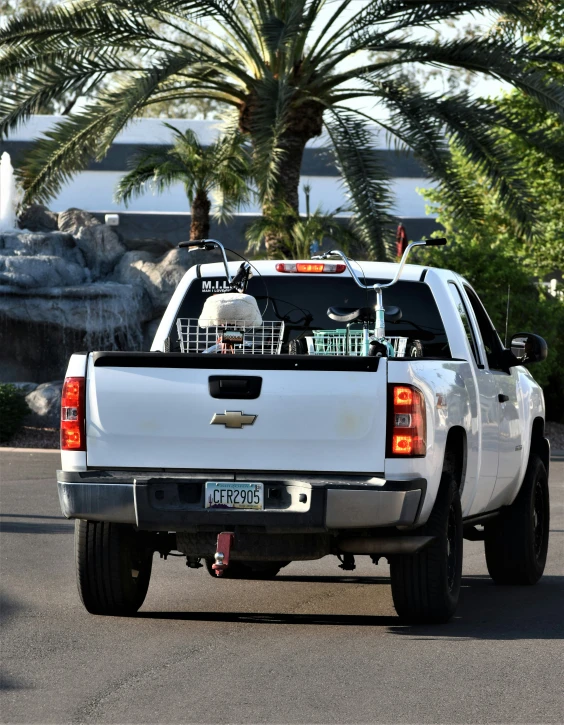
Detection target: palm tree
<box><xmin>0</xmin><ymin>1</ymin><xmax>562</xmax><ymax>258</ymax></box>
<box><xmin>246</xmin><ymin>183</ymin><xmax>358</xmax><ymax>258</ymax></box>
<box><xmin>115</xmin><ymin>123</ymin><xmax>251</xmax><ymax>240</ymax></box>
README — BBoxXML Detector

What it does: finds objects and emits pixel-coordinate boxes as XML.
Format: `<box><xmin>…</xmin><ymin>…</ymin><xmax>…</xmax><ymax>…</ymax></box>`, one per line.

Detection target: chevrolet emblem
<box><xmin>210</xmin><ymin>411</ymin><xmax>257</xmax><ymax>429</ymax></box>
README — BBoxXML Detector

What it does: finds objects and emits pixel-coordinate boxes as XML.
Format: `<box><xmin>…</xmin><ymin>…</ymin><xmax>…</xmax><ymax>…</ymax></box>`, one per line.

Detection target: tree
<box><xmin>416</xmin><ymin>133</ymin><xmax>564</xmax><ymax>421</ymax></box>
<box><xmin>115</xmin><ymin>124</ymin><xmax>251</xmax><ymax>240</ymax></box>
<box><xmin>0</xmin><ymin>1</ymin><xmax>563</xmax><ymax>258</ymax></box>
<box><xmin>246</xmin><ymin>184</ymin><xmax>358</xmax><ymax>259</ymax></box>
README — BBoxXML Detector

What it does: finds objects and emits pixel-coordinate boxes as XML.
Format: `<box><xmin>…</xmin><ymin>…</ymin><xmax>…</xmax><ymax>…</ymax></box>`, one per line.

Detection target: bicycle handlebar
<box><xmin>313</xmin><ymin>237</ymin><xmax>447</xmax><ymax>290</ymax></box>
<box><xmin>178</xmin><ymin>239</ymin><xmax>233</xmax><ymax>283</ymax></box>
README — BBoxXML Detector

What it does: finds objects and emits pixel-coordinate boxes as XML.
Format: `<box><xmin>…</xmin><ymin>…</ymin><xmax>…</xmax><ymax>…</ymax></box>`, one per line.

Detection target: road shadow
<box><xmin>0</xmin><ymin>514</ymin><xmax>67</xmax><ymax>520</ymax></box>
<box><xmin>0</xmin><ymin>591</ymin><xmax>29</xmax><ymax>691</ymax></box>
<box><xmin>137</xmin><ymin>575</ymin><xmax>564</xmax><ymax>639</ymax></box>
<box><xmin>0</xmin><ymin>673</ymin><xmax>27</xmax><ymax>691</ymax></box>
<box><xmin>0</xmin><ymin>520</ymin><xmax>73</xmax><ymax>535</ymax></box>
<box><xmin>137</xmin><ymin>610</ymin><xmax>400</xmax><ymax>627</ymax></box>
<box><xmin>0</xmin><ymin>512</ymin><xmax>73</xmax><ymax>534</ymax></box>
<box><xmin>275</xmin><ymin>575</ymin><xmax>390</xmax><ymax>585</ymax></box>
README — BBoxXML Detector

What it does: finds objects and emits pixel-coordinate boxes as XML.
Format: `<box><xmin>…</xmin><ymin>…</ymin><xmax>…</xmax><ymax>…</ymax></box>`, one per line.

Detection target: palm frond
<box><xmin>379</xmin><ymin>83</ymin><xmax>540</xmax><ymax>234</ymax></box>
<box><xmin>0</xmin><ymin>2</ymin><xmax>164</xmax><ymax>52</ymax></box>
<box><xmin>0</xmin><ymin>55</ymin><xmax>134</xmax><ymax>138</ymax></box>
<box><xmin>114</xmin><ymin>147</ymin><xmax>185</xmax><ymax>204</ymax></box>
<box><xmin>350</xmin><ymin>0</ymin><xmax>533</xmax><ymax>41</ymax></box>
<box><xmin>17</xmin><ymin>51</ymin><xmax>199</xmax><ymax>204</ymax></box>
<box><xmin>17</xmin><ymin>111</ymin><xmax>118</xmax><ymax>205</ymax></box>
<box><xmin>366</xmin><ymin>38</ymin><xmax>564</xmax><ymax>118</ymax></box>
<box><xmin>324</xmin><ymin>109</ymin><xmax>393</xmax><ymax>260</ymax></box>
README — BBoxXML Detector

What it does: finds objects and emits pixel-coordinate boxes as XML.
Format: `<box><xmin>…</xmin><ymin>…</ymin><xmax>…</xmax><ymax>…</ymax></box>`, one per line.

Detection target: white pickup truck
<box><xmin>57</xmin><ymin>240</ymin><xmax>550</xmax><ymax>623</ymax></box>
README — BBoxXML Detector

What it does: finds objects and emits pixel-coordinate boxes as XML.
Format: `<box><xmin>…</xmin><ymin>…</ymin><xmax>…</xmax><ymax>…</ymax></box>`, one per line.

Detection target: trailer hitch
<box><xmin>212</xmin><ymin>532</ymin><xmax>235</xmax><ymax>576</ymax></box>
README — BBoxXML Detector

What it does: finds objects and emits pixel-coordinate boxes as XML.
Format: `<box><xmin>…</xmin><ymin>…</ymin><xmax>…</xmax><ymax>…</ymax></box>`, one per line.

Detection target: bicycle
<box><xmin>312</xmin><ymin>238</ymin><xmax>446</xmax><ymax>357</ymax></box>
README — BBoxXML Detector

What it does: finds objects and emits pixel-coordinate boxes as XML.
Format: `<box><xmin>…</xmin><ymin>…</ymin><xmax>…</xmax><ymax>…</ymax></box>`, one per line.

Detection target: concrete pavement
<box><xmin>1</xmin><ymin>450</ymin><xmax>563</xmax><ymax>724</ymax></box>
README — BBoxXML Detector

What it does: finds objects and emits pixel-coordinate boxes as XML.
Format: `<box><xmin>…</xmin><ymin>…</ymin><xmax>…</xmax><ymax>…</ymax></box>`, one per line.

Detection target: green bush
<box><xmin>0</xmin><ymin>384</ymin><xmax>30</xmax><ymax>442</ymax></box>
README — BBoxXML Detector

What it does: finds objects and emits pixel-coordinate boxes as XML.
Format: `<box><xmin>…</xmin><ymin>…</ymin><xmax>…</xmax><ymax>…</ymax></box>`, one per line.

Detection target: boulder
<box><xmin>0</xmin><ymin>281</ymin><xmax>152</xmax><ymax>335</ymax></box>
<box><xmin>122</xmin><ymin>236</ymin><xmax>174</xmax><ymax>257</ymax></box>
<box><xmin>25</xmin><ymin>381</ymin><xmax>63</xmax><ymax>428</ymax></box>
<box><xmin>112</xmin><ymin>247</ymin><xmax>206</xmax><ymax>313</ymax></box>
<box><xmin>153</xmin><ymin>249</ymin><xmax>202</xmax><ymax>309</ymax></box>
<box><xmin>0</xmin><ymin>231</ymin><xmax>84</xmax><ymax>265</ymax></box>
<box><xmin>59</xmin><ymin>208</ymin><xmax>126</xmax><ymax>278</ymax></box>
<box><xmin>112</xmin><ymin>250</ymin><xmax>157</xmax><ymax>287</ymax></box>
<box><xmin>0</xmin><ymin>255</ymin><xmax>87</xmax><ymax>288</ymax></box>
<box><xmin>18</xmin><ymin>204</ymin><xmax>59</xmax><ymax>233</ymax></box>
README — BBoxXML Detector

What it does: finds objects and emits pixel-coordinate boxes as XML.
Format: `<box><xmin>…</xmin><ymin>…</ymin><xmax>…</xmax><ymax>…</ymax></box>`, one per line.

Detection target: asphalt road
<box><xmin>1</xmin><ymin>451</ymin><xmax>563</xmax><ymax>725</ymax></box>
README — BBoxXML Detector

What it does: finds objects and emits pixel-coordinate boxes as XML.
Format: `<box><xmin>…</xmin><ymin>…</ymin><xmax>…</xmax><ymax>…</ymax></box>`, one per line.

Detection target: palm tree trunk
<box><xmin>190</xmin><ymin>190</ymin><xmax>211</xmax><ymax>240</ymax></box>
<box><xmin>263</xmin><ymin>132</ymin><xmax>308</xmax><ymax>258</ymax></box>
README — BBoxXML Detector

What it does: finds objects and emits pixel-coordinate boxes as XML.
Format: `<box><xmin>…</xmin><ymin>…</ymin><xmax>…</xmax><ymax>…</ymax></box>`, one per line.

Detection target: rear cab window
<box><xmin>169</xmin><ymin>275</ymin><xmax>451</xmax><ymax>359</ymax></box>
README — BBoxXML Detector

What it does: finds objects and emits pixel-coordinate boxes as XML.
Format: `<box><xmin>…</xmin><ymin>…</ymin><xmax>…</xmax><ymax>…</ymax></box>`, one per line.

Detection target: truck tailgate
<box><xmin>86</xmin><ymin>354</ymin><xmax>387</xmax><ymax>473</ymax></box>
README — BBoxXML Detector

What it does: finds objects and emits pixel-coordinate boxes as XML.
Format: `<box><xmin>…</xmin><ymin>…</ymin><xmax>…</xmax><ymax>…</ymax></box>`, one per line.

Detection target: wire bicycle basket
<box><xmin>306</xmin><ymin>330</ymin><xmax>408</xmax><ymax>357</ymax></box>
<box><xmin>176</xmin><ymin>318</ymin><xmax>285</xmax><ymax>355</ymax></box>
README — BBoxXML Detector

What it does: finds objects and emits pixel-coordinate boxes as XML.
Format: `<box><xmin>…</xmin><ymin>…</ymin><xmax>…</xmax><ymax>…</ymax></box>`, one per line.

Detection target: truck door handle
<box><xmin>209</xmin><ymin>376</ymin><xmax>262</xmax><ymax>400</ymax></box>
<box><xmin>498</xmin><ymin>394</ymin><xmax>509</xmax><ymax>403</ymax></box>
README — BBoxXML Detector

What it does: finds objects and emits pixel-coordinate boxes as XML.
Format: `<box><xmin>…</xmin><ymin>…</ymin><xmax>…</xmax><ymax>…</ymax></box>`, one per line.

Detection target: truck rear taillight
<box><xmin>388</xmin><ymin>384</ymin><xmax>426</xmax><ymax>457</ymax></box>
<box><xmin>61</xmin><ymin>376</ymin><xmax>86</xmax><ymax>451</ymax></box>
<box><xmin>275</xmin><ymin>262</ymin><xmax>346</xmax><ymax>274</ymax></box>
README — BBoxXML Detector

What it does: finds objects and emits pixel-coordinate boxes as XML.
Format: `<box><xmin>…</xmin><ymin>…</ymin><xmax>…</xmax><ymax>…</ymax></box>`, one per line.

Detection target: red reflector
<box><xmin>61</xmin><ymin>376</ymin><xmax>86</xmax><ymax>451</ymax></box>
<box><xmin>388</xmin><ymin>385</ymin><xmax>426</xmax><ymax>457</ymax></box>
<box><xmin>275</xmin><ymin>262</ymin><xmax>346</xmax><ymax>274</ymax></box>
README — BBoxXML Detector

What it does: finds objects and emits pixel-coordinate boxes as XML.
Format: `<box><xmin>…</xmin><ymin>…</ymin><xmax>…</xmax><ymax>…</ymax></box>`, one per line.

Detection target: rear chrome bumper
<box><xmin>57</xmin><ymin>471</ymin><xmax>426</xmax><ymax>531</ymax></box>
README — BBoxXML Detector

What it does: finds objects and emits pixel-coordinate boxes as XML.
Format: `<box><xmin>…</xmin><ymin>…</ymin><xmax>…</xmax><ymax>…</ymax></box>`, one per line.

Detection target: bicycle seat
<box><xmin>327</xmin><ymin>306</ymin><xmax>374</xmax><ymax>323</ymax></box>
<box><xmin>327</xmin><ymin>305</ymin><xmax>402</xmax><ymax>323</ymax></box>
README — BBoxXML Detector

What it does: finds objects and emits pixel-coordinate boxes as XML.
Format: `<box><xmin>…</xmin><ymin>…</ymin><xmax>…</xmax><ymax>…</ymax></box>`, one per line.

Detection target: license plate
<box><xmin>205</xmin><ymin>482</ymin><xmax>264</xmax><ymax>510</ymax></box>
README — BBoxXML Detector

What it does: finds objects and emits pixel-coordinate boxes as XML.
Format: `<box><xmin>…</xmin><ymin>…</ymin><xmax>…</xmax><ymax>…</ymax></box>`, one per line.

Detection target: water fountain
<box><xmin>0</xmin><ymin>149</ymin><xmax>214</xmax><ymax>430</ymax></box>
<box><xmin>0</xmin><ymin>152</ymin><xmax>19</xmax><ymax>231</ymax></box>
<box><xmin>0</xmin><ymin>176</ymin><xmax>206</xmax><ymax>384</ymax></box>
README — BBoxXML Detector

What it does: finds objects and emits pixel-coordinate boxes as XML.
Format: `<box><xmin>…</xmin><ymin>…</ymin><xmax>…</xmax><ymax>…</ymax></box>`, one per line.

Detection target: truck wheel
<box><xmin>390</xmin><ymin>473</ymin><xmax>463</xmax><ymax>624</ymax></box>
<box><xmin>408</xmin><ymin>340</ymin><xmax>424</xmax><ymax>358</ymax></box>
<box><xmin>75</xmin><ymin>520</ymin><xmax>153</xmax><ymax>616</ymax></box>
<box><xmin>484</xmin><ymin>455</ymin><xmax>549</xmax><ymax>585</ymax></box>
<box><xmin>288</xmin><ymin>338</ymin><xmax>307</xmax><ymax>355</ymax></box>
<box><xmin>204</xmin><ymin>559</ymin><xmax>287</xmax><ymax>579</ymax></box>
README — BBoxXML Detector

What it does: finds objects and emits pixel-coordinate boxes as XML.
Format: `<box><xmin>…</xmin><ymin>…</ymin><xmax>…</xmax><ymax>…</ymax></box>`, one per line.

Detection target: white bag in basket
<box><xmin>198</xmin><ymin>293</ymin><xmax>262</xmax><ymax>327</ymax></box>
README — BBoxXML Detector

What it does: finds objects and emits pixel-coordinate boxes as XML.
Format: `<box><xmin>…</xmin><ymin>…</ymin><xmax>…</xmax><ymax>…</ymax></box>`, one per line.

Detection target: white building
<box><xmin>2</xmin><ymin>116</ymin><xmax>439</xmax><ymax>249</ymax></box>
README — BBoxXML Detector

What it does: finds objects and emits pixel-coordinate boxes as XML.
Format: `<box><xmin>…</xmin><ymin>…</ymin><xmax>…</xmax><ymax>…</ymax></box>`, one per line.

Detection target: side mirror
<box><xmin>509</xmin><ymin>333</ymin><xmax>548</xmax><ymax>365</ymax></box>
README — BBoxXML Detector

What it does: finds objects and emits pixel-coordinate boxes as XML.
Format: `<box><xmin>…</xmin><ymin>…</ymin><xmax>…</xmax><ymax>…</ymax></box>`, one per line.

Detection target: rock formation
<box><xmin>0</xmin><ymin>207</ymin><xmax>214</xmax><ymax>383</ymax></box>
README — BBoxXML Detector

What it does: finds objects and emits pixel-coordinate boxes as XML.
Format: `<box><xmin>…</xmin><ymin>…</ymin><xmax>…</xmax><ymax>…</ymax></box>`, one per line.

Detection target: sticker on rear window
<box><xmin>202</xmin><ymin>280</ymin><xmax>231</xmax><ymax>293</ymax></box>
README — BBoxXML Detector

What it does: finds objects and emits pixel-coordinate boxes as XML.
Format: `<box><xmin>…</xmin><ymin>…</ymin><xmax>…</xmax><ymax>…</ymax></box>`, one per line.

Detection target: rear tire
<box><xmin>75</xmin><ymin>520</ymin><xmax>153</xmax><ymax>615</ymax></box>
<box><xmin>484</xmin><ymin>455</ymin><xmax>549</xmax><ymax>585</ymax></box>
<box><xmin>390</xmin><ymin>473</ymin><xmax>463</xmax><ymax>624</ymax></box>
<box><xmin>408</xmin><ymin>340</ymin><xmax>424</xmax><ymax>357</ymax></box>
<box><xmin>288</xmin><ymin>338</ymin><xmax>307</xmax><ymax>355</ymax></box>
<box><xmin>204</xmin><ymin>559</ymin><xmax>287</xmax><ymax>580</ymax></box>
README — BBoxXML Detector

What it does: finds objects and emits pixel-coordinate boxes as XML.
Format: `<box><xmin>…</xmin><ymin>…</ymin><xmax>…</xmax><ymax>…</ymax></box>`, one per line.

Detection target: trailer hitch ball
<box><xmin>213</xmin><ymin>552</ymin><xmax>225</xmax><ymax>576</ymax></box>
<box><xmin>211</xmin><ymin>532</ymin><xmax>235</xmax><ymax>577</ymax></box>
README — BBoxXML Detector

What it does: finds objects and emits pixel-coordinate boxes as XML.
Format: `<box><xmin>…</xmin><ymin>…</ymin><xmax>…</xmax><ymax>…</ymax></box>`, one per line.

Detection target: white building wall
<box><xmin>3</xmin><ymin>116</ymin><xmax>437</xmax><ymax>220</ymax></box>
